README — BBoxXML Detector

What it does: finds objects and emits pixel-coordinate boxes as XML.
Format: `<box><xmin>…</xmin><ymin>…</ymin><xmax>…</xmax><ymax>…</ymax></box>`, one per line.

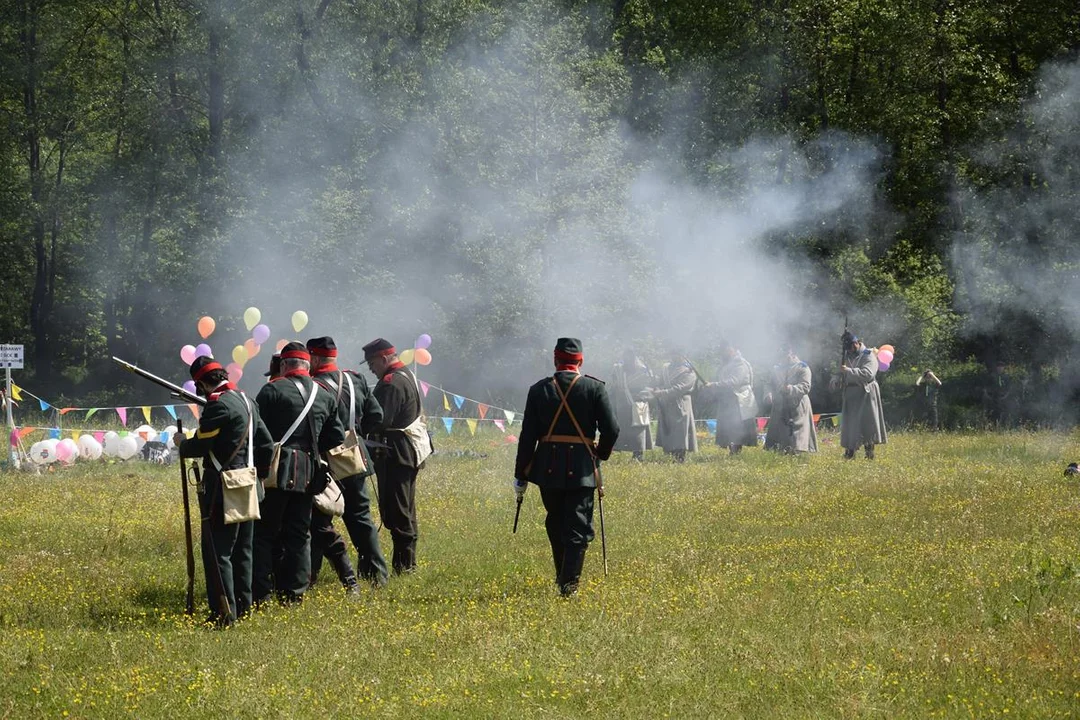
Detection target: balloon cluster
<box><xmin>877</xmin><ymin>344</ymin><xmax>895</xmax><ymax>372</ymax></box>
<box><xmin>27</xmin><ymin>425</ymin><xmax>183</xmax><ymax>466</ymax></box>
<box><xmin>399</xmin><ymin>333</ymin><xmax>433</xmax><ymax>367</ymax></box>
<box><xmin>179</xmin><ymin>308</ymin><xmax>310</xmax><ymax>384</ymax></box>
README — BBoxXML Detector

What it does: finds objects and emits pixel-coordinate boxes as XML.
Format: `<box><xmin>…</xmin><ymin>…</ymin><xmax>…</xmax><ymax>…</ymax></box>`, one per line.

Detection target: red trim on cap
<box><xmin>554</xmin><ymin>349</ymin><xmax>583</xmax><ymax>363</ymax></box>
<box><xmin>281</xmin><ymin>350</ymin><xmax>311</xmax><ymax>361</ymax></box>
<box><xmin>309</xmin><ymin>347</ymin><xmax>337</xmax><ymax>358</ymax></box>
<box><xmin>193</xmin><ymin>361</ymin><xmax>224</xmax><ymax>382</ymax></box>
<box><xmin>368</xmin><ymin>347</ymin><xmax>396</xmax><ymax>359</ymax></box>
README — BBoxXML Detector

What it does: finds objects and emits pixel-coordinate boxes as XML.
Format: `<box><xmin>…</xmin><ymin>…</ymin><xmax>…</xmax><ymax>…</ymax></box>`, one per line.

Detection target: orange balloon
<box><xmin>244</xmin><ymin>338</ymin><xmax>261</xmax><ymax>359</ymax></box>
<box><xmin>879</xmin><ymin>344</ymin><xmax>895</xmax><ymax>354</ymax></box>
<box><xmin>275</xmin><ymin>339</ymin><xmax>288</xmax><ymax>353</ymax></box>
<box><xmin>197</xmin><ymin>316</ymin><xmax>216</xmax><ymax>339</ymax></box>
<box><xmin>415</xmin><ymin>348</ymin><xmax>432</xmax><ymax>366</ymax></box>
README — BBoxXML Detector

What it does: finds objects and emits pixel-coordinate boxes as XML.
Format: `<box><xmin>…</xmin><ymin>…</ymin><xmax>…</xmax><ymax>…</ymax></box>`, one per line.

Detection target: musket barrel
<box><xmin>111</xmin><ymin>356</ymin><xmax>206</xmax><ymax>406</ymax></box>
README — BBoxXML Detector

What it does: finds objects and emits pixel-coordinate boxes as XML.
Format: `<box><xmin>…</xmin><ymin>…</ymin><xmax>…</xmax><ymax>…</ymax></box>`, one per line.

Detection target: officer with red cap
<box><xmin>308</xmin><ymin>336</ymin><xmax>388</xmax><ymax>589</ymax></box>
<box><xmin>514</xmin><ymin>338</ymin><xmax>619</xmax><ymax>596</ymax></box>
<box><xmin>175</xmin><ymin>355</ymin><xmax>274</xmax><ymax>625</ymax></box>
<box><xmin>363</xmin><ymin>338</ymin><xmax>426</xmax><ymax>575</ymax></box>
<box><xmin>253</xmin><ymin>342</ymin><xmax>345</xmax><ymax>604</ymax></box>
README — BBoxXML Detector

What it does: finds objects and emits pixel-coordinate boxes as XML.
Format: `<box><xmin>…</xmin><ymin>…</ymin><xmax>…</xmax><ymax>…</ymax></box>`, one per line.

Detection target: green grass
<box><xmin>2</xmin><ymin>430</ymin><xmax>1080</xmax><ymax>718</ymax></box>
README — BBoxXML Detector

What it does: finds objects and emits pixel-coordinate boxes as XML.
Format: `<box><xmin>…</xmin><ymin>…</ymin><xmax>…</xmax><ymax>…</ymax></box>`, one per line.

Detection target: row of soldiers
<box><xmin>610</xmin><ymin>332</ymin><xmax>888</xmax><ymax>461</ymax></box>
<box><xmin>175</xmin><ymin>336</ymin><xmax>426</xmax><ymax>627</ymax></box>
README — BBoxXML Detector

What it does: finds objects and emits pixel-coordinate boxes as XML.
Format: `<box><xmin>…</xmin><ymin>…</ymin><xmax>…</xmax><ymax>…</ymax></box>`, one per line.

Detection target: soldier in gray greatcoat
<box><xmin>764</xmin><ymin>343</ymin><xmax>818</xmax><ymax>454</ymax></box>
<box><xmin>706</xmin><ymin>340</ymin><xmax>757</xmax><ymax>454</ymax></box>
<box><xmin>837</xmin><ymin>331</ymin><xmax>887</xmax><ymax>459</ymax></box>
<box><xmin>650</xmin><ymin>351</ymin><xmax>698</xmax><ymax>462</ymax></box>
<box><xmin>612</xmin><ymin>349</ymin><xmax>654</xmax><ymax>460</ymax></box>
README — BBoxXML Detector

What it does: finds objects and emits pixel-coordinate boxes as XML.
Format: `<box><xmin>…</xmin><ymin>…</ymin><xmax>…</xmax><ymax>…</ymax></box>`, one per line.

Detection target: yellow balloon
<box><xmin>291</xmin><ymin>310</ymin><xmax>308</xmax><ymax>333</ymax></box>
<box><xmin>232</xmin><ymin>345</ymin><xmax>248</xmax><ymax>367</ymax></box>
<box><xmin>243</xmin><ymin>307</ymin><xmax>261</xmax><ymax>331</ymax></box>
<box><xmin>399</xmin><ymin>348</ymin><xmax>415</xmax><ymax>365</ymax></box>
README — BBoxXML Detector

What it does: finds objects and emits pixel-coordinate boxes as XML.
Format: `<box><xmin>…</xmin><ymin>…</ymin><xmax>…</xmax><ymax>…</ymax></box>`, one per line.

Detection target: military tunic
<box><xmin>840</xmin><ymin>348</ymin><xmax>888</xmax><ymax>450</ymax></box>
<box><xmin>764</xmin><ymin>361</ymin><xmax>817</xmax><ymax>453</ymax></box>
<box><xmin>611</xmin><ymin>359</ymin><xmax>654</xmax><ymax>454</ymax></box>
<box><xmin>253</xmin><ymin>371</ymin><xmax>345</xmax><ymax>602</ymax></box>
<box><xmin>371</xmin><ymin>362</ymin><xmax>424</xmax><ymax>575</ymax></box>
<box><xmin>313</xmin><ymin>367</ymin><xmax>388</xmax><ymax>586</ymax></box>
<box><xmin>176</xmin><ymin>383</ymin><xmax>274</xmax><ymax>623</ymax></box>
<box><xmin>654</xmin><ymin>361</ymin><xmax>698</xmax><ymax>454</ymax></box>
<box><xmin>515</xmin><ymin>371</ymin><xmax>619</xmax><ymax>588</ymax></box>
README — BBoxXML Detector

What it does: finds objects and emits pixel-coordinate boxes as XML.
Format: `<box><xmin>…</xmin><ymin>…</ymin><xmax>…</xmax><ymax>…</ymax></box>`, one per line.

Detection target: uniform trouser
<box><xmin>539</xmin><ymin>487</ymin><xmax>595</xmax><ymax>581</ymax></box>
<box><xmin>310</xmin><ymin>510</ymin><xmax>356</xmax><ymax>587</ymax></box>
<box><xmin>198</xmin><ymin>482</ymin><xmax>253</xmax><ymax>620</ymax></box>
<box><xmin>375</xmin><ymin>460</ymin><xmax>418</xmax><ymax>574</ymax></box>
<box><xmin>339</xmin><ymin>473</ymin><xmax>389</xmax><ymax>585</ymax></box>
<box><xmin>253</xmin><ymin>488</ymin><xmax>313</xmax><ymax>602</ymax></box>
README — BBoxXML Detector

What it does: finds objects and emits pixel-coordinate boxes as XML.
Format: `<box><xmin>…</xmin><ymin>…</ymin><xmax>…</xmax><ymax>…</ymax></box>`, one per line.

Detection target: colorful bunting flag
<box><xmin>503</xmin><ymin>410</ymin><xmax>515</xmax><ymax>424</ymax></box>
<box><xmin>756</xmin><ymin>417</ymin><xmax>768</xmax><ymax>432</ymax></box>
<box><xmin>442</xmin><ymin>417</ymin><xmax>454</xmax><ymax>434</ymax></box>
<box><xmin>59</xmin><ymin>407</ymin><xmax>74</xmax><ymax>415</ymax></box>
<box><xmin>477</xmin><ymin>404</ymin><xmax>488</xmax><ymax>420</ymax></box>
<box><xmin>93</xmin><ymin>431</ymin><xmax>105</xmax><ymax>443</ymax></box>
<box><xmin>466</xmin><ymin>419</ymin><xmax>477</xmax><ymax>435</ymax></box>
<box><xmin>71</xmin><ymin>431</ymin><xmax>81</xmax><ymax>442</ymax></box>
<box><xmin>39</xmin><ymin>399</ymin><xmax>50</xmax><ymax>411</ymax></box>
<box><xmin>189</xmin><ymin>404</ymin><xmax>200</xmax><ymax>421</ymax></box>
<box><xmin>493</xmin><ymin>419</ymin><xmax>505</xmax><ymax>432</ymax></box>
<box><xmin>47</xmin><ymin>428</ymin><xmax>61</xmax><ymax>440</ymax></box>
<box><xmin>141</xmin><ymin>406</ymin><xmax>152</xmax><ymax>424</ymax></box>
<box><xmin>116</xmin><ymin>407</ymin><xmax>127</xmax><ymax>426</ymax></box>
<box><xmin>17</xmin><ymin>427</ymin><xmax>36</xmax><ymax>440</ymax></box>
<box><xmin>85</xmin><ymin>408</ymin><xmax>98</xmax><ymax>420</ymax></box>
<box><xmin>165</xmin><ymin>405</ymin><xmax>177</xmax><ymax>420</ymax></box>
<box><xmin>706</xmin><ymin>419</ymin><xmax>717</xmax><ymax>434</ymax></box>
<box><xmin>452</xmin><ymin>394</ymin><xmax>464</xmax><ymax>410</ymax></box>
<box><xmin>420</xmin><ymin>381</ymin><xmax>430</xmax><ymax>397</ymax></box>
<box><xmin>813</xmin><ymin>414</ymin><xmax>821</xmax><ymax>424</ymax></box>
<box><xmin>10</xmin><ymin>384</ymin><xmax>22</xmax><ymax>401</ymax></box>
<box><xmin>8</xmin><ymin>429</ymin><xmax>16</xmax><ymax>446</ymax></box>
<box><xmin>443</xmin><ymin>393</ymin><xmax>450</xmax><ymax>411</ymax></box>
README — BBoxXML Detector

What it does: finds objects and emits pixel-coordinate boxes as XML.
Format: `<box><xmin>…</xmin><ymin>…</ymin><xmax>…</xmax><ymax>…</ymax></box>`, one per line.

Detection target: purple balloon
<box><xmin>415</xmin><ymin>333</ymin><xmax>432</xmax><ymax>350</ymax></box>
<box><xmin>182</xmin><ymin>380</ymin><xmax>197</xmax><ymax>394</ymax></box>
<box><xmin>195</xmin><ymin>343</ymin><xmax>212</xmax><ymax>358</ymax></box>
<box><xmin>252</xmin><ymin>323</ymin><xmax>271</xmax><ymax>345</ymax></box>
<box><xmin>878</xmin><ymin>360</ymin><xmax>891</xmax><ymax>372</ymax></box>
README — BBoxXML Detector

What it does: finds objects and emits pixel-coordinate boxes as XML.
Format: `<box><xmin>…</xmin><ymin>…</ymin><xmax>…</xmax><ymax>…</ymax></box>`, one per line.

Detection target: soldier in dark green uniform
<box><xmin>253</xmin><ymin>342</ymin><xmax>345</xmax><ymax>604</ymax></box>
<box><xmin>309</xmin><ymin>336</ymin><xmax>389</xmax><ymax>588</ymax></box>
<box><xmin>175</xmin><ymin>356</ymin><xmax>274</xmax><ymax>626</ymax></box>
<box><xmin>514</xmin><ymin>338</ymin><xmax>619</xmax><ymax>597</ymax></box>
<box><xmin>363</xmin><ymin>338</ymin><xmax>428</xmax><ymax>575</ymax></box>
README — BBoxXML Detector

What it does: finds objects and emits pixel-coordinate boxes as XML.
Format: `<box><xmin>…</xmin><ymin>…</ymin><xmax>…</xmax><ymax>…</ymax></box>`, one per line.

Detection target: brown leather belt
<box><xmin>541</xmin><ymin>434</ymin><xmax>594</xmax><ymax>445</ymax></box>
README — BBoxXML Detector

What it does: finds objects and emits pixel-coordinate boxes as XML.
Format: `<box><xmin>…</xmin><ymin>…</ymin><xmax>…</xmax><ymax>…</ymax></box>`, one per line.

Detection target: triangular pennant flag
<box><xmin>141</xmin><ymin>406</ymin><xmax>152</xmax><ymax>424</ymax></box>
<box><xmin>93</xmin><ymin>431</ymin><xmax>105</xmax><ymax>443</ymax></box>
<box><xmin>47</xmin><ymin>428</ymin><xmax>61</xmax><ymax>440</ymax></box>
<box><xmin>503</xmin><ymin>410</ymin><xmax>516</xmax><ymax>424</ymax></box>
<box><xmin>420</xmin><ymin>381</ymin><xmax>430</xmax><ymax>397</ymax></box>
<box><xmin>493</xmin><ymin>419</ymin><xmax>505</xmax><ymax>432</ymax></box>
<box><xmin>10</xmin><ymin>384</ymin><xmax>22</xmax><ymax>401</ymax></box>
<box><xmin>139</xmin><ymin>431</ymin><xmax>150</xmax><ymax>441</ymax></box>
<box><xmin>59</xmin><ymin>407</ymin><xmax>75</xmax><ymax>415</ymax></box>
<box><xmin>452</xmin><ymin>394</ymin><xmax>464</xmax><ymax>410</ymax></box>
<box><xmin>813</xmin><ymin>413</ymin><xmax>821</xmax><ymax>424</ymax></box>
<box><xmin>477</xmin><ymin>404</ymin><xmax>488</xmax><ymax>420</ymax></box>
<box><xmin>85</xmin><ymin>408</ymin><xmax>98</xmax><ymax>420</ymax></box>
<box><xmin>442</xmin><ymin>417</ymin><xmax>454</xmax><ymax>434</ymax></box>
<box><xmin>118</xmin><ymin>430</ymin><xmax>129</xmax><ymax>437</ymax></box>
<box><xmin>39</xmin><ymin>399</ymin><xmax>50</xmax><ymax>411</ymax></box>
<box><xmin>466</xmin><ymin>419</ymin><xmax>478</xmax><ymax>435</ymax></box>
<box><xmin>116</xmin><ymin>407</ymin><xmax>127</xmax><ymax>426</ymax></box>
<box><xmin>165</xmin><ymin>405</ymin><xmax>177</xmax><ymax>420</ymax></box>
<box><xmin>71</xmin><ymin>431</ymin><xmax>81</xmax><ymax>442</ymax></box>
<box><xmin>443</xmin><ymin>393</ymin><xmax>450</xmax><ymax>411</ymax></box>
<box><xmin>18</xmin><ymin>426</ymin><xmax>37</xmax><ymax>440</ymax></box>
<box><xmin>756</xmin><ymin>417</ymin><xmax>768</xmax><ymax>432</ymax></box>
<box><xmin>706</xmin><ymin>419</ymin><xmax>717</xmax><ymax>434</ymax></box>
<box><xmin>8</xmin><ymin>428</ymin><xmax>16</xmax><ymax>446</ymax></box>
<box><xmin>832</xmin><ymin>415</ymin><xmax>840</xmax><ymax>427</ymax></box>
<box><xmin>189</xmin><ymin>404</ymin><xmax>200</xmax><ymax>421</ymax></box>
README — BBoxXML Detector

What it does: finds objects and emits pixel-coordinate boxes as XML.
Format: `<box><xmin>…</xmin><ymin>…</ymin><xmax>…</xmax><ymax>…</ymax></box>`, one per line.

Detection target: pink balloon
<box><xmin>195</xmin><ymin>343</ymin><xmax>213</xmax><ymax>358</ymax></box>
<box><xmin>56</xmin><ymin>440</ymin><xmax>74</xmax><ymax>462</ymax></box>
<box><xmin>180</xmin><ymin>345</ymin><xmax>197</xmax><ymax>365</ymax></box>
<box><xmin>878</xmin><ymin>349</ymin><xmax>894</xmax><ymax>364</ymax></box>
<box><xmin>182</xmin><ymin>380</ymin><xmax>197</xmax><ymax>395</ymax></box>
<box><xmin>415</xmin><ymin>333</ymin><xmax>432</xmax><ymax>350</ymax></box>
<box><xmin>227</xmin><ymin>363</ymin><xmax>243</xmax><ymax>384</ymax></box>
<box><xmin>252</xmin><ymin>324</ymin><xmax>271</xmax><ymax>345</ymax></box>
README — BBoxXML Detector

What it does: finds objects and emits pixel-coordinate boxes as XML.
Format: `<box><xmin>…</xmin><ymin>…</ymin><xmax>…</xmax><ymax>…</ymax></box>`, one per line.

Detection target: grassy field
<box><xmin>2</xmin><ymin>430</ymin><xmax>1080</xmax><ymax>718</ymax></box>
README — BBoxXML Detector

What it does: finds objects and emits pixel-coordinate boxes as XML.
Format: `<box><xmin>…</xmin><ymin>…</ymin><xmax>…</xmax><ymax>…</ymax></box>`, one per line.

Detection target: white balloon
<box><xmin>117</xmin><ymin>435</ymin><xmax>139</xmax><ymax>461</ymax></box>
<box><xmin>57</xmin><ymin>438</ymin><xmax>79</xmax><ymax>464</ymax></box>
<box><xmin>77</xmin><ymin>434</ymin><xmax>103</xmax><ymax>460</ymax></box>
<box><xmin>29</xmin><ymin>440</ymin><xmax>57</xmax><ymax>465</ymax></box>
<box><xmin>134</xmin><ymin>424</ymin><xmax>155</xmax><ymax>452</ymax></box>
<box><xmin>103</xmin><ymin>431</ymin><xmax>121</xmax><ymax>457</ymax></box>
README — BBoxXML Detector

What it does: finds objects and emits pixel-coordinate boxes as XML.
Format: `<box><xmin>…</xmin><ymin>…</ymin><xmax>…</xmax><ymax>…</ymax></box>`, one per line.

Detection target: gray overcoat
<box><xmin>654</xmin><ymin>361</ymin><xmax>698</xmax><ymax>453</ymax></box>
<box><xmin>765</xmin><ymin>361</ymin><xmax>818</xmax><ymax>453</ymax></box>
<box><xmin>612</xmin><ymin>359</ymin><xmax>654</xmax><ymax>453</ymax></box>
<box><xmin>840</xmin><ymin>348</ymin><xmax>888</xmax><ymax>449</ymax></box>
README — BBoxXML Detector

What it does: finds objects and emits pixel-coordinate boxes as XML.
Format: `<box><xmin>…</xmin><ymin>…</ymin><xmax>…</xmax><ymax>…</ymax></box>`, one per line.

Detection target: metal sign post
<box><xmin>1</xmin><ymin>345</ymin><xmax>25</xmax><ymax>469</ymax></box>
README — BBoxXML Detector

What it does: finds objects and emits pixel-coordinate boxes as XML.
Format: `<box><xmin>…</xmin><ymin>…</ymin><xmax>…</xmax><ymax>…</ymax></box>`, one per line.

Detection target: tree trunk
<box><xmin>207</xmin><ymin>0</ymin><xmax>224</xmax><ymax>161</ymax></box>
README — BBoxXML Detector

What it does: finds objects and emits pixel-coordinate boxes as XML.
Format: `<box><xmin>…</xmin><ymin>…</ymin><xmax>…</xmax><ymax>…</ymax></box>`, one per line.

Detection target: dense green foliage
<box><xmin>0</xmin><ymin>0</ymin><xmax>1077</xmax><ymax>402</ymax></box>
<box><xmin>2</xmin><ymin>430</ymin><xmax>1080</xmax><ymax>717</ymax></box>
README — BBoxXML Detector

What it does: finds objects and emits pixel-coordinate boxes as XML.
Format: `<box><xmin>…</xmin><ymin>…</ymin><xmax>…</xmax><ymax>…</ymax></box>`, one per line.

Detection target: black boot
<box><xmin>843</xmin><ymin>448</ymin><xmax>856</xmax><ymax>460</ymax></box>
<box><xmin>330</xmin><ymin>552</ymin><xmax>359</xmax><ymax>591</ymax></box>
<box><xmin>558</xmin><ymin>547</ymin><xmax>587</xmax><ymax>598</ymax></box>
<box><xmin>550</xmin><ymin>543</ymin><xmax>565</xmax><ymax>584</ymax></box>
<box><xmin>864</xmin><ymin>443</ymin><xmax>875</xmax><ymax>460</ymax></box>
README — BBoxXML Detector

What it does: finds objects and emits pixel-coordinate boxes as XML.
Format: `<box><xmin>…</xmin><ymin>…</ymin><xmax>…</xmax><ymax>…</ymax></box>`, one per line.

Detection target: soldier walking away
<box><xmin>650</xmin><ymin>350</ymin><xmax>697</xmax><ymax>462</ymax></box>
<box><xmin>763</xmin><ymin>342</ymin><xmax>818</xmax><ymax>454</ymax></box>
<box><xmin>837</xmin><ymin>331</ymin><xmax>887</xmax><ymax>459</ymax></box>
<box><xmin>363</xmin><ymin>338</ymin><xmax>429</xmax><ymax>576</ymax></box>
<box><xmin>916</xmin><ymin>369</ymin><xmax>942</xmax><ymax>430</ymax></box>
<box><xmin>611</xmin><ymin>348</ymin><xmax>653</xmax><ymax>461</ymax></box>
<box><xmin>253</xmin><ymin>342</ymin><xmax>345</xmax><ymax>605</ymax></box>
<box><xmin>705</xmin><ymin>339</ymin><xmax>757</xmax><ymax>454</ymax></box>
<box><xmin>514</xmin><ymin>338</ymin><xmax>619</xmax><ymax>597</ymax></box>
<box><xmin>175</xmin><ymin>356</ymin><xmax>274</xmax><ymax>626</ymax></box>
<box><xmin>309</xmin><ymin>336</ymin><xmax>389</xmax><ymax>589</ymax></box>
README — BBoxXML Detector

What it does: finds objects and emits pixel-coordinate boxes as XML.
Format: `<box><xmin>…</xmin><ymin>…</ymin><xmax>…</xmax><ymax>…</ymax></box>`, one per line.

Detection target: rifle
<box><xmin>112</xmin><ymin>356</ymin><xmax>206</xmax><ymax>406</ymax></box>
<box><xmin>192</xmin><ymin>461</ymin><xmax>234</xmax><ymax>623</ymax></box>
<box><xmin>176</xmin><ymin>419</ymin><xmax>196</xmax><ymax>616</ymax></box>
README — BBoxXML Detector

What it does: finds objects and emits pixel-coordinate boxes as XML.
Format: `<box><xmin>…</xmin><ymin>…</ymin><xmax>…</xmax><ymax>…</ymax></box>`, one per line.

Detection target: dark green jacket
<box><xmin>313</xmin><ymin>366</ymin><xmax>383</xmax><ymax>478</ymax></box>
<box><xmin>371</xmin><ymin>362</ymin><xmax>423</xmax><ymax>467</ymax></box>
<box><xmin>515</xmin><ymin>371</ymin><xmax>619</xmax><ymax>489</ymax></box>
<box><xmin>255</xmin><ymin>372</ymin><xmax>345</xmax><ymax>455</ymax></box>
<box><xmin>177</xmin><ymin>384</ymin><xmax>274</xmax><ymax>479</ymax></box>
